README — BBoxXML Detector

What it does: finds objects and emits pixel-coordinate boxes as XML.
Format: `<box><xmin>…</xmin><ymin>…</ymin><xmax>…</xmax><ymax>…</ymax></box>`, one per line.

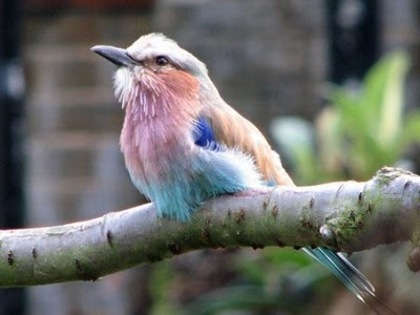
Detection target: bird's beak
<box><xmin>91</xmin><ymin>45</ymin><xmax>136</xmax><ymax>67</ymax></box>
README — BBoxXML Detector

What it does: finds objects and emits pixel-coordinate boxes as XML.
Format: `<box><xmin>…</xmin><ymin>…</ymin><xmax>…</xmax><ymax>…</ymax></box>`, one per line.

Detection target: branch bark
<box><xmin>1</xmin><ymin>167</ymin><xmax>419</xmax><ymax>287</ymax></box>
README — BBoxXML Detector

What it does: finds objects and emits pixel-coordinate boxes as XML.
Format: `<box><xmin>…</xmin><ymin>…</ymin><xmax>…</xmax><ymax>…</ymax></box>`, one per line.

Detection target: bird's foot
<box><xmin>233</xmin><ymin>188</ymin><xmax>266</xmax><ymax>197</ymax></box>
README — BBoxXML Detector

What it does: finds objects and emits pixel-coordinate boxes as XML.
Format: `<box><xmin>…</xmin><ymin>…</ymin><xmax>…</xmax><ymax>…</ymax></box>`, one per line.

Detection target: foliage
<box><xmin>271</xmin><ymin>51</ymin><xmax>413</xmax><ymax>183</ymax></box>
<box><xmin>149</xmin><ymin>261</ymin><xmax>177</xmax><ymax>315</ymax></box>
<box><xmin>185</xmin><ymin>248</ymin><xmax>332</xmax><ymax>315</ymax></box>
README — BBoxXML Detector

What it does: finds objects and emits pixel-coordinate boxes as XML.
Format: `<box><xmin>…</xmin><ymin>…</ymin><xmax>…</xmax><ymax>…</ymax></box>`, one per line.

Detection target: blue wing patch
<box><xmin>193</xmin><ymin>116</ymin><xmax>220</xmax><ymax>151</ymax></box>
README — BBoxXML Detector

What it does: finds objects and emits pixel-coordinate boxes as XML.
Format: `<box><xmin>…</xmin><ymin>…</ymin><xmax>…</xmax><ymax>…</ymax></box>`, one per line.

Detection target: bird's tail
<box><xmin>303</xmin><ymin>247</ymin><xmax>396</xmax><ymax>315</ymax></box>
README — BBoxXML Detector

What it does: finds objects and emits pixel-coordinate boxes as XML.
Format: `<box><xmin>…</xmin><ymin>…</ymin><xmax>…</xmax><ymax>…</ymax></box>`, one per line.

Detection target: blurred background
<box><xmin>1</xmin><ymin>0</ymin><xmax>420</xmax><ymax>314</ymax></box>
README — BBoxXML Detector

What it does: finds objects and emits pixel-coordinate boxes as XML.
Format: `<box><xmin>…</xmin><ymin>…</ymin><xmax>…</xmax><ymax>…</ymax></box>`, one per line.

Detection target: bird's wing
<box><xmin>200</xmin><ymin>102</ymin><xmax>294</xmax><ymax>186</ymax></box>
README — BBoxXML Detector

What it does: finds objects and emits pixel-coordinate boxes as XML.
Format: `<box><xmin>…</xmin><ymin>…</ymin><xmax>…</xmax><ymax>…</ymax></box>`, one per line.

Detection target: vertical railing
<box><xmin>326</xmin><ymin>0</ymin><xmax>379</xmax><ymax>85</ymax></box>
<box><xmin>0</xmin><ymin>1</ymin><xmax>26</xmax><ymax>314</ymax></box>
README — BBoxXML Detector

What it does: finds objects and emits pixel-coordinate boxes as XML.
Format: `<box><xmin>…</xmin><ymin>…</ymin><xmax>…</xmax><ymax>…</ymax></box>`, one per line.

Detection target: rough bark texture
<box><xmin>0</xmin><ymin>167</ymin><xmax>419</xmax><ymax>287</ymax></box>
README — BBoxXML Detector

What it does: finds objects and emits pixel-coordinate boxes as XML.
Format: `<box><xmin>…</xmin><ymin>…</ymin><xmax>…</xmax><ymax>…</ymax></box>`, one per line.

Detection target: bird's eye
<box><xmin>155</xmin><ymin>56</ymin><xmax>169</xmax><ymax>66</ymax></box>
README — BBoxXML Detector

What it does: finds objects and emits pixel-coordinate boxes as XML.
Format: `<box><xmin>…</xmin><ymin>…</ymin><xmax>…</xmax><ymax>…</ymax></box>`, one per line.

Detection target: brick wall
<box><xmin>24</xmin><ymin>13</ymin><xmax>153</xmax><ymax>315</ymax></box>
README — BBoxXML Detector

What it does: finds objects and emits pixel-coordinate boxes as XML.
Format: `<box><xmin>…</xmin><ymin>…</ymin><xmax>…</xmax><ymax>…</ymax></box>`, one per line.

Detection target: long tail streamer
<box><xmin>303</xmin><ymin>247</ymin><xmax>396</xmax><ymax>315</ymax></box>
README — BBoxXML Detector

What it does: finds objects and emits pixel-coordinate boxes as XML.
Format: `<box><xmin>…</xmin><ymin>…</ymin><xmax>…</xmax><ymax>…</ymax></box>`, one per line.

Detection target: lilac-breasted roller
<box><xmin>92</xmin><ymin>33</ymin><xmax>394</xmax><ymax>314</ymax></box>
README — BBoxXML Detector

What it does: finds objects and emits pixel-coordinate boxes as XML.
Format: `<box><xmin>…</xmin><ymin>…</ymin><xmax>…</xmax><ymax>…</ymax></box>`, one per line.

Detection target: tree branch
<box><xmin>1</xmin><ymin>167</ymin><xmax>419</xmax><ymax>287</ymax></box>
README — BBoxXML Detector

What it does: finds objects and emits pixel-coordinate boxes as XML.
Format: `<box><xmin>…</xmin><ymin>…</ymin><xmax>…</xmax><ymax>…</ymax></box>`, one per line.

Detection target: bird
<box><xmin>91</xmin><ymin>33</ymin><xmax>394</xmax><ymax>314</ymax></box>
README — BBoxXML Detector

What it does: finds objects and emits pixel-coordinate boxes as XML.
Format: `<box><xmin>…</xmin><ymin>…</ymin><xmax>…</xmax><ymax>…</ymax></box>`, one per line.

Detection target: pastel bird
<box><xmin>92</xmin><ymin>33</ymin><xmax>394</xmax><ymax>314</ymax></box>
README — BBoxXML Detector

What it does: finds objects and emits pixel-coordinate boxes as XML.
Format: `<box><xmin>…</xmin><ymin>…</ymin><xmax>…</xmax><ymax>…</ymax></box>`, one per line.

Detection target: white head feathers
<box><xmin>127</xmin><ymin>33</ymin><xmax>209</xmax><ymax>78</ymax></box>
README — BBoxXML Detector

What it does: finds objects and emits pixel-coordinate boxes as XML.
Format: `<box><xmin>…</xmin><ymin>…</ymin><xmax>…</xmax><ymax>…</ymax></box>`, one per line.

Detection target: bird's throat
<box><xmin>119</xmin><ymin>71</ymin><xmax>202</xmax><ymax>161</ymax></box>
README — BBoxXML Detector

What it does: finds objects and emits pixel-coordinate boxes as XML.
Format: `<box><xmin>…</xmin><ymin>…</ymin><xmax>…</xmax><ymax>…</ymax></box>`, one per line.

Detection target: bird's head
<box><xmin>91</xmin><ymin>33</ymin><xmax>217</xmax><ymax>117</ymax></box>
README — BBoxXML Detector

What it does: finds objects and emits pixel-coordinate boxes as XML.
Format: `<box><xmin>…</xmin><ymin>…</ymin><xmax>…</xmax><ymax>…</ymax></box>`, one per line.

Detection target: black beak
<box><xmin>91</xmin><ymin>45</ymin><xmax>136</xmax><ymax>67</ymax></box>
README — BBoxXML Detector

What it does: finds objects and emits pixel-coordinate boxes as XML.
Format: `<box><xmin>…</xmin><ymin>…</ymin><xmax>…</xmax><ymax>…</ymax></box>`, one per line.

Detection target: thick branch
<box><xmin>0</xmin><ymin>167</ymin><xmax>419</xmax><ymax>287</ymax></box>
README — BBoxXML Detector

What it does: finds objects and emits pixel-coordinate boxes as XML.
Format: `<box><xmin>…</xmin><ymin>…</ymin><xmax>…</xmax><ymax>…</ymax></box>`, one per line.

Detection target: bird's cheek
<box><xmin>131</xmin><ymin>68</ymin><xmax>143</xmax><ymax>81</ymax></box>
<box><xmin>160</xmin><ymin>71</ymin><xmax>198</xmax><ymax>92</ymax></box>
<box><xmin>133</xmin><ymin>68</ymin><xmax>156</xmax><ymax>84</ymax></box>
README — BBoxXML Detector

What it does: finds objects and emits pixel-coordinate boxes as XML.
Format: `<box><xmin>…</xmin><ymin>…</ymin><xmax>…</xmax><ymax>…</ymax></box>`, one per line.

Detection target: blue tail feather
<box><xmin>303</xmin><ymin>247</ymin><xmax>396</xmax><ymax>315</ymax></box>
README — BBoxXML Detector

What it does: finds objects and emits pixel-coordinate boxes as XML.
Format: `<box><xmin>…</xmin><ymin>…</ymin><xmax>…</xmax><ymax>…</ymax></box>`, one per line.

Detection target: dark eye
<box><xmin>155</xmin><ymin>56</ymin><xmax>169</xmax><ymax>66</ymax></box>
